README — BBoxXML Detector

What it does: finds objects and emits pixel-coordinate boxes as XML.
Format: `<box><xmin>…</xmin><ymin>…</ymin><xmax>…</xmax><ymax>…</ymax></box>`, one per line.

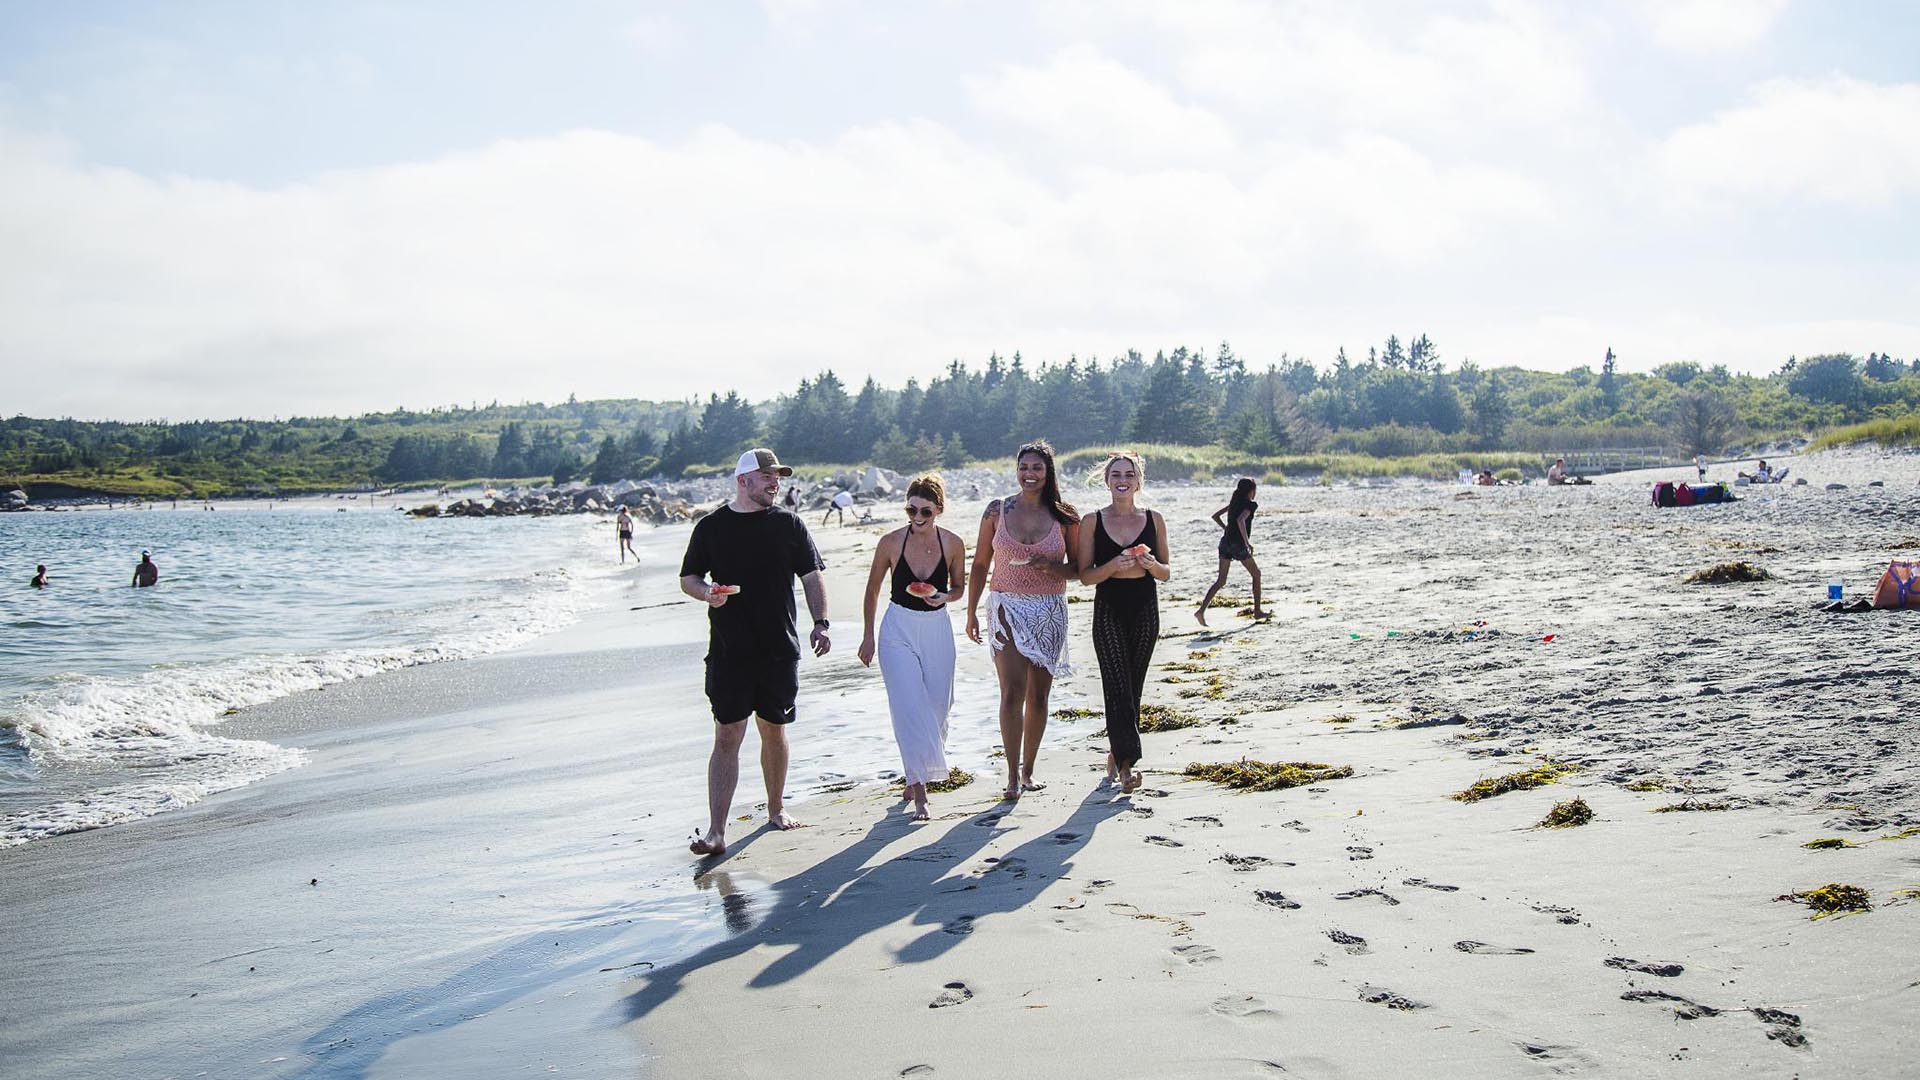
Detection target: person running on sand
<box><xmin>966</xmin><ymin>440</ymin><xmax>1079</xmax><ymax>800</ymax></box>
<box><xmin>1196</xmin><ymin>479</ymin><xmax>1263</xmax><ymax>625</ymax></box>
<box><xmin>32</xmin><ymin>565</ymin><xmax>48</xmax><ymax>588</ymax></box>
<box><xmin>857</xmin><ymin>474</ymin><xmax>967</xmax><ymax>822</ymax></box>
<box><xmin>1076</xmin><ymin>452</ymin><xmax>1170</xmax><ymax>795</ymax></box>
<box><xmin>132</xmin><ymin>551</ymin><xmax>159</xmax><ymax>588</ymax></box>
<box><xmin>679</xmin><ymin>448</ymin><xmax>830</xmax><ymax>856</ymax></box>
<box><xmin>616</xmin><ymin>507</ymin><xmax>639</xmax><ymax>563</ymax></box>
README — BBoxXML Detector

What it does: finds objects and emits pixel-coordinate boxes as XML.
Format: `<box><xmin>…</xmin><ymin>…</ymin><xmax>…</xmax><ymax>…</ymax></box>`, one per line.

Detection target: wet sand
<box><xmin>3</xmin><ymin>452</ymin><xmax>1916</xmax><ymax>1078</ymax></box>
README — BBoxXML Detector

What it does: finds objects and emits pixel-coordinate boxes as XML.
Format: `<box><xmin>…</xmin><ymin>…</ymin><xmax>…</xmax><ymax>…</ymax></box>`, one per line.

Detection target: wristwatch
<box><xmin>814</xmin><ymin>619</ymin><xmax>830</xmax><ymax>630</ymax></box>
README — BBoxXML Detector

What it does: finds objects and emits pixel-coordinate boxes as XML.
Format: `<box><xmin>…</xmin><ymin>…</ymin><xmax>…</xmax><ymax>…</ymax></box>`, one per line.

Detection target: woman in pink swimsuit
<box><xmin>966</xmin><ymin>440</ymin><xmax>1080</xmax><ymax>800</ymax></box>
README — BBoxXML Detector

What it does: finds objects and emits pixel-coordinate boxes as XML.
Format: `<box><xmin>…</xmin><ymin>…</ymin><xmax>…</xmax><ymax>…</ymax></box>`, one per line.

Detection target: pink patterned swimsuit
<box><xmin>984</xmin><ymin>501</ymin><xmax>1072</xmax><ymax>675</ymax></box>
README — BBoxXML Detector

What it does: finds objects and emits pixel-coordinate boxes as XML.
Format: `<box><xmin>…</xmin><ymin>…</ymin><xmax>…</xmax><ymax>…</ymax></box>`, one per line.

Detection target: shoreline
<box><xmin>2</xmin><ymin>457</ymin><xmax>1916</xmax><ymax>1077</ymax></box>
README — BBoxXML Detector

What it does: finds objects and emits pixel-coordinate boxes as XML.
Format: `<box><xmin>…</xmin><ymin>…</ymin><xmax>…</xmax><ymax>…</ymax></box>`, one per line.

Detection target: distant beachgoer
<box><xmin>1076</xmin><ymin>452</ymin><xmax>1170</xmax><ymax>795</ymax></box>
<box><xmin>857</xmin><ymin>474</ymin><xmax>967</xmax><ymax>822</ymax></box>
<box><xmin>132</xmin><ymin>551</ymin><xmax>159</xmax><ymax>588</ymax></box>
<box><xmin>32</xmin><ymin>565</ymin><xmax>48</xmax><ymax>588</ymax></box>
<box><xmin>616</xmin><ymin>507</ymin><xmax>639</xmax><ymax>563</ymax></box>
<box><xmin>823</xmin><ymin>489</ymin><xmax>854</xmax><ymax>527</ymax></box>
<box><xmin>1739</xmin><ymin>459</ymin><xmax>1773</xmax><ymax>483</ymax></box>
<box><xmin>1695</xmin><ymin>455</ymin><xmax>1708</xmax><ymax>482</ymax></box>
<box><xmin>1197</xmin><ymin>478</ymin><xmax>1263</xmax><ymax>625</ymax></box>
<box><xmin>678</xmin><ymin>448</ymin><xmax>829</xmax><ymax>856</ymax></box>
<box><xmin>1547</xmin><ymin>458</ymin><xmax>1568</xmax><ymax>486</ymax></box>
<box><xmin>783</xmin><ymin>485</ymin><xmax>799</xmax><ymax>510</ymax></box>
<box><xmin>1475</xmin><ymin>469</ymin><xmax>1497</xmax><ymax>487</ymax></box>
<box><xmin>967</xmin><ymin>439</ymin><xmax>1079</xmax><ymax>800</ymax></box>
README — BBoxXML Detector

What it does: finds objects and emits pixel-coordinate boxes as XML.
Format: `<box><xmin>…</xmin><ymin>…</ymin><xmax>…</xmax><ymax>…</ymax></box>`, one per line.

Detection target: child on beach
<box><xmin>1075</xmin><ymin>452</ymin><xmax>1170</xmax><ymax>794</ymax></box>
<box><xmin>856</xmin><ymin>474</ymin><xmax>967</xmax><ymax>821</ymax></box>
<box><xmin>1196</xmin><ymin>479</ymin><xmax>1263</xmax><ymax>625</ymax></box>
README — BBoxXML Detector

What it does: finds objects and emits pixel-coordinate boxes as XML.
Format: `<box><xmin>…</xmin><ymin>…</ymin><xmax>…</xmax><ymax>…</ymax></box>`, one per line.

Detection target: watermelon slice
<box><xmin>709</xmin><ymin>584</ymin><xmax>741</xmax><ymax>596</ymax></box>
<box><xmin>905</xmin><ymin>581</ymin><xmax>938</xmax><ymax>599</ymax></box>
<box><xmin>1125</xmin><ymin>544</ymin><xmax>1150</xmax><ymax>558</ymax></box>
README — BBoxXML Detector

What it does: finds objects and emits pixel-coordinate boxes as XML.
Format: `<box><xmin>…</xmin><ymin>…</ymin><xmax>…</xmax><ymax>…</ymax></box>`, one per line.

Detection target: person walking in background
<box><xmin>31</xmin><ymin>565</ymin><xmax>48</xmax><ymax>588</ymax></box>
<box><xmin>1196</xmin><ymin>478</ymin><xmax>1263</xmax><ymax>625</ymax></box>
<box><xmin>132</xmin><ymin>551</ymin><xmax>159</xmax><ymax>588</ymax></box>
<box><xmin>678</xmin><ymin>448</ymin><xmax>830</xmax><ymax>856</ymax></box>
<box><xmin>616</xmin><ymin>506</ymin><xmax>639</xmax><ymax>563</ymax></box>
<box><xmin>1076</xmin><ymin>452</ymin><xmax>1170</xmax><ymax>795</ymax></box>
<box><xmin>857</xmin><ymin>474</ymin><xmax>967</xmax><ymax>822</ymax></box>
<box><xmin>966</xmin><ymin>440</ymin><xmax>1079</xmax><ymax>800</ymax></box>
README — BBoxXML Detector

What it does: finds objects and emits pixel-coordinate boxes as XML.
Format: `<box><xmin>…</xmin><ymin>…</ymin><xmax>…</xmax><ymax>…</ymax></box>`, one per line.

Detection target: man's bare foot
<box><xmin>1194</xmin><ymin>607</ymin><xmax>1208</xmax><ymax>626</ymax></box>
<box><xmin>1121</xmin><ymin>770</ymin><xmax>1144</xmax><ymax>794</ymax></box>
<box><xmin>689</xmin><ymin>830</ymin><xmax>726</xmax><ymax>856</ymax></box>
<box><xmin>768</xmin><ymin>810</ymin><xmax>806</xmax><ymax>830</ymax></box>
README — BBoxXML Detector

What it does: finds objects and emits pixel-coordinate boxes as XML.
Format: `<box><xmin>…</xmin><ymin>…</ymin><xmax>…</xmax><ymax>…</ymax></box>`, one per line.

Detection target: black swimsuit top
<box><xmin>890</xmin><ymin>532</ymin><xmax>951</xmax><ymax>611</ymax></box>
<box><xmin>1093</xmin><ymin>510</ymin><xmax>1160</xmax><ymax>596</ymax></box>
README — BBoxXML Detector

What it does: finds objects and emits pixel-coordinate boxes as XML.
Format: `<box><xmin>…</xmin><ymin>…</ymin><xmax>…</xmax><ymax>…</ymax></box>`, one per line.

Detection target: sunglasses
<box><xmin>905</xmin><ymin>505</ymin><xmax>936</xmax><ymax>519</ymax></box>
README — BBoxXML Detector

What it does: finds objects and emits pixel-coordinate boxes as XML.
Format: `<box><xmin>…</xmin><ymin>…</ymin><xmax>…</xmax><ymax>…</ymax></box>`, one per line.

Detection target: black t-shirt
<box><xmin>679</xmin><ymin>504</ymin><xmax>824</xmax><ymax>662</ymax></box>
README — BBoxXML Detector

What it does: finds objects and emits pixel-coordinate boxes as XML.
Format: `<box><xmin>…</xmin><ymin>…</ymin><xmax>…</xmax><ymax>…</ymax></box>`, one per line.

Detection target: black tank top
<box><xmin>890</xmin><ymin>532</ymin><xmax>950</xmax><ymax>611</ymax></box>
<box><xmin>1093</xmin><ymin>510</ymin><xmax>1159</xmax><ymax>600</ymax></box>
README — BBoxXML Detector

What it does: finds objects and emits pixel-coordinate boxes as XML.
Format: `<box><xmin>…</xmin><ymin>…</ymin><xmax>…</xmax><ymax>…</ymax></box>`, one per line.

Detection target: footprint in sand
<box><xmin>1127</xmin><ymin>805</ymin><xmax>1155</xmax><ymax>817</ymax></box>
<box><xmin>1209</xmin><ymin>994</ymin><xmax>1283</xmax><ymax>1020</ymax></box>
<box><xmin>1281</xmin><ymin>820</ymin><xmax>1311</xmax><ymax>833</ymax></box>
<box><xmin>1531</xmin><ymin>902</ymin><xmax>1582</xmax><ymax>925</ymax></box>
<box><xmin>1173</xmin><ymin>944</ymin><xmax>1222</xmax><ymax>965</ymax></box>
<box><xmin>929</xmin><ymin>982</ymin><xmax>974</xmax><ymax>1008</ymax></box>
<box><xmin>1605</xmin><ymin>956</ymin><xmax>1684</xmax><ymax>977</ymax></box>
<box><xmin>942</xmin><ymin>915</ymin><xmax>977</xmax><ymax>936</ymax></box>
<box><xmin>1137</xmin><ymin>788</ymin><xmax>1170</xmax><ymax>798</ymax></box>
<box><xmin>1402</xmin><ymin>878</ymin><xmax>1460</xmax><ymax>892</ymax></box>
<box><xmin>1326</xmin><ymin>929</ymin><xmax>1369</xmax><ymax>955</ymax></box>
<box><xmin>1255</xmin><ymin>890</ymin><xmax>1302</xmax><ymax>910</ymax></box>
<box><xmin>1455</xmin><ymin>940</ymin><xmax>1535</xmax><ymax>955</ymax></box>
<box><xmin>1621</xmin><ymin>989</ymin><xmax>1719</xmax><ymax>1020</ymax></box>
<box><xmin>1214</xmin><ymin>853</ymin><xmax>1278</xmax><ymax>871</ymax></box>
<box><xmin>1334</xmin><ymin>888</ymin><xmax>1400</xmax><ymax>906</ymax></box>
<box><xmin>1357</xmin><ymin>985</ymin><xmax>1429</xmax><ymax>1011</ymax></box>
<box><xmin>971</xmin><ymin>816</ymin><xmax>1003</xmax><ymax>828</ymax></box>
<box><xmin>1182</xmin><ymin>815</ymin><xmax>1224</xmax><ymax>827</ymax></box>
<box><xmin>900</xmin><ymin>1067</ymin><xmax>935</xmax><ymax>1077</ymax></box>
<box><xmin>1345</xmin><ymin>845</ymin><xmax>1374</xmax><ymax>861</ymax></box>
<box><xmin>1145</xmin><ymin>835</ymin><xmax>1184</xmax><ymax>847</ymax></box>
<box><xmin>1751</xmin><ymin>1007</ymin><xmax>1810</xmax><ymax>1049</ymax></box>
<box><xmin>1052</xmin><ymin>832</ymin><xmax>1081</xmax><ymax>844</ymax></box>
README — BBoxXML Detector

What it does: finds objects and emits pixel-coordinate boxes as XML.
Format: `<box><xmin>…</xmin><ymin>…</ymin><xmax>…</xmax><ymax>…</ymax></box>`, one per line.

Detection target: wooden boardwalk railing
<box><xmin>1542</xmin><ymin>447</ymin><xmax>1685</xmax><ymax>476</ymax></box>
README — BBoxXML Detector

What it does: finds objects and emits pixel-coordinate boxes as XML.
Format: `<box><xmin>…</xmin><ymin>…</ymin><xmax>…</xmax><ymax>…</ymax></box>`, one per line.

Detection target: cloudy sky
<box><xmin>2</xmin><ymin>1</ymin><xmax>1916</xmax><ymax>420</ymax></box>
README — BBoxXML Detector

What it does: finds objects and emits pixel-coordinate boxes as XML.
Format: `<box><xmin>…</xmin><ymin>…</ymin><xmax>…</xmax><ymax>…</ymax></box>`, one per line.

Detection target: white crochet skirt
<box><xmin>984</xmin><ymin>590</ymin><xmax>1072</xmax><ymax>678</ymax></box>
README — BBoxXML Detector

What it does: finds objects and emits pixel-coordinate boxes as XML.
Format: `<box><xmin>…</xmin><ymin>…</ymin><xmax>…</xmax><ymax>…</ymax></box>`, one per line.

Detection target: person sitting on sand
<box><xmin>1739</xmin><ymin>460</ymin><xmax>1773</xmax><ymax>483</ymax></box>
<box><xmin>1196</xmin><ymin>478</ymin><xmax>1265</xmax><ymax>625</ymax></box>
<box><xmin>1475</xmin><ymin>469</ymin><xmax>1497</xmax><ymax>487</ymax></box>
<box><xmin>132</xmin><ymin>551</ymin><xmax>159</xmax><ymax>588</ymax></box>
<box><xmin>857</xmin><ymin>474</ymin><xmax>967</xmax><ymax>822</ymax></box>
<box><xmin>1075</xmin><ymin>452</ymin><xmax>1171</xmax><ymax>795</ymax></box>
<box><xmin>616</xmin><ymin>507</ymin><xmax>639</xmax><ymax>563</ymax></box>
<box><xmin>679</xmin><ymin>448</ymin><xmax>830</xmax><ymax>856</ymax></box>
<box><xmin>967</xmin><ymin>439</ymin><xmax>1079</xmax><ymax>801</ymax></box>
<box><xmin>1547</xmin><ymin>458</ymin><xmax>1568</xmax><ymax>485</ymax></box>
<box><xmin>31</xmin><ymin>564</ymin><xmax>48</xmax><ymax>588</ymax></box>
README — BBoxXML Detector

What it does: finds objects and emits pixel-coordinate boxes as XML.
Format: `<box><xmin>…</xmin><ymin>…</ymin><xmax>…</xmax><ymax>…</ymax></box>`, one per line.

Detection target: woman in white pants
<box><xmin>857</xmin><ymin>474</ymin><xmax>968</xmax><ymax>821</ymax></box>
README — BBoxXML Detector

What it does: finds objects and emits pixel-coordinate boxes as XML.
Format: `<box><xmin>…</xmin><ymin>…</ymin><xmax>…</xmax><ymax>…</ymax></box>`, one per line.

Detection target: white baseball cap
<box><xmin>733</xmin><ymin>448</ymin><xmax>793</xmax><ymax>477</ymax></box>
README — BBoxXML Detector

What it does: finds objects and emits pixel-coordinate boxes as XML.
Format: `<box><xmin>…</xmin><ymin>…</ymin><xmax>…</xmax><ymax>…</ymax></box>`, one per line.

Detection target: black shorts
<box><xmin>1218</xmin><ymin>535</ymin><xmax>1251</xmax><ymax>561</ymax></box>
<box><xmin>705</xmin><ymin>658</ymin><xmax>799</xmax><ymax>725</ymax></box>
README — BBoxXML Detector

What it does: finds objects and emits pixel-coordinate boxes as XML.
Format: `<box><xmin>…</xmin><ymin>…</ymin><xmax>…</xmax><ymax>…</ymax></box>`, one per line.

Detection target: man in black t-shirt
<box><xmin>679</xmin><ymin>447</ymin><xmax>829</xmax><ymax>856</ymax></box>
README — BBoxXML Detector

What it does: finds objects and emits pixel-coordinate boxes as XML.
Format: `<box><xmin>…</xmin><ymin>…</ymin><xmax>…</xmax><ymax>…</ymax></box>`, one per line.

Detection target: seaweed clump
<box><xmin>1684</xmin><ymin>561</ymin><xmax>1771</xmax><ymax>585</ymax></box>
<box><xmin>1774</xmin><ymin>883</ymin><xmax>1872</xmax><ymax>919</ymax></box>
<box><xmin>1802</xmin><ymin>837</ymin><xmax>1857</xmax><ymax>850</ymax></box>
<box><xmin>1653</xmin><ymin>799</ymin><xmax>1731</xmax><ymax>813</ymax></box>
<box><xmin>1051</xmin><ymin>707</ymin><xmax>1101</xmax><ymax>720</ymax></box>
<box><xmin>1183</xmin><ymin>759</ymin><xmax>1354</xmax><ymax>792</ymax></box>
<box><xmin>1538</xmin><ymin>798</ymin><xmax>1594</xmax><ymax>828</ymax></box>
<box><xmin>924</xmin><ymin>768</ymin><xmax>974</xmax><ymax>794</ymax></box>
<box><xmin>1624</xmin><ymin>778</ymin><xmax>1666</xmax><ymax>792</ymax></box>
<box><xmin>1138</xmin><ymin>705</ymin><xmax>1204</xmax><ymax>733</ymax></box>
<box><xmin>1452</xmin><ymin>762</ymin><xmax>1579</xmax><ymax>803</ymax></box>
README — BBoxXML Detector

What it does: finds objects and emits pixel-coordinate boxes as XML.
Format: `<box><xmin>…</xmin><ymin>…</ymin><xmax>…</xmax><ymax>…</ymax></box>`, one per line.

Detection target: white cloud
<box><xmin>1634</xmin><ymin>0</ymin><xmax>1790</xmax><ymax>54</ymax></box>
<box><xmin>966</xmin><ymin>44</ymin><xmax>1237</xmax><ymax>166</ymax></box>
<box><xmin>1653</xmin><ymin>76</ymin><xmax>1920</xmax><ymax>209</ymax></box>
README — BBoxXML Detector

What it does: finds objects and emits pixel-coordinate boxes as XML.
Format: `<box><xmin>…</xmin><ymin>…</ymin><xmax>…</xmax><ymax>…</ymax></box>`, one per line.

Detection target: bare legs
<box><xmin>992</xmin><ymin>634</ymin><xmax>1054</xmax><ymax>800</ymax></box>
<box><xmin>1195</xmin><ymin>556</ymin><xmax>1265</xmax><ymax>624</ymax></box>
<box><xmin>691</xmin><ymin>716</ymin><xmax>800</xmax><ymax>856</ymax></box>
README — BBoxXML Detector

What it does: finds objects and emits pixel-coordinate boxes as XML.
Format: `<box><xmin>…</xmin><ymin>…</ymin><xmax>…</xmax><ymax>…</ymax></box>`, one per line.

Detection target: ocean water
<box><xmin>0</xmin><ymin>504</ymin><xmax>611</xmax><ymax>848</ymax></box>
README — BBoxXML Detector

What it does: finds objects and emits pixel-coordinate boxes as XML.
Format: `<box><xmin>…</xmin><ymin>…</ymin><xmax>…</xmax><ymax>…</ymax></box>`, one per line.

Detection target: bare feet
<box><xmin>689</xmin><ymin>830</ymin><xmax>726</xmax><ymax>856</ymax></box>
<box><xmin>1121</xmin><ymin>769</ymin><xmax>1144</xmax><ymax>794</ymax></box>
<box><xmin>768</xmin><ymin>810</ymin><xmax>806</xmax><ymax>831</ymax></box>
<box><xmin>1194</xmin><ymin>606</ymin><xmax>1208</xmax><ymax>626</ymax></box>
<box><xmin>1252</xmin><ymin>608</ymin><xmax>1272</xmax><ymax>621</ymax></box>
<box><xmin>1020</xmin><ymin>776</ymin><xmax>1047</xmax><ymax>793</ymax></box>
<box><xmin>911</xmin><ymin>799</ymin><xmax>931</xmax><ymax>822</ymax></box>
<box><xmin>1003</xmin><ymin>777</ymin><xmax>1022</xmax><ymax>800</ymax></box>
<box><xmin>1105</xmin><ymin>752</ymin><xmax>1118</xmax><ymax>783</ymax></box>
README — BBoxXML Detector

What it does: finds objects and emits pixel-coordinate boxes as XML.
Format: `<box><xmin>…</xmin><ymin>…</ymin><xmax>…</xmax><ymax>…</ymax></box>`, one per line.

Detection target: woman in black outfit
<box><xmin>1196</xmin><ymin>477</ymin><xmax>1264</xmax><ymax>625</ymax></box>
<box><xmin>1076</xmin><ymin>452</ymin><xmax>1171</xmax><ymax>794</ymax></box>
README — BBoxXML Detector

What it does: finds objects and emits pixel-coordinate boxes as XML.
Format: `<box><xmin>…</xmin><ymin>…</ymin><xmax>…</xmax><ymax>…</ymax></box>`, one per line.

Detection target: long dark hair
<box><xmin>1226</xmin><ymin>477</ymin><xmax>1256</xmax><ymax>522</ymax></box>
<box><xmin>1016</xmin><ymin>439</ymin><xmax>1078</xmax><ymax>526</ymax></box>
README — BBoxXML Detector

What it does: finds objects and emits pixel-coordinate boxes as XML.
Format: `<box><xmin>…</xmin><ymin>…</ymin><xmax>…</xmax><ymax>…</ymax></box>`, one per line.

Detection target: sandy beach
<box><xmin>3</xmin><ymin>451</ymin><xmax>1916</xmax><ymax>1078</ymax></box>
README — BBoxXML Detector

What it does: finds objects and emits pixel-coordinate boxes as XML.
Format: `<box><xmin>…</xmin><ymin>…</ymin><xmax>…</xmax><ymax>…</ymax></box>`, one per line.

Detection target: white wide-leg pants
<box><xmin>878</xmin><ymin>603</ymin><xmax>955</xmax><ymax>786</ymax></box>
